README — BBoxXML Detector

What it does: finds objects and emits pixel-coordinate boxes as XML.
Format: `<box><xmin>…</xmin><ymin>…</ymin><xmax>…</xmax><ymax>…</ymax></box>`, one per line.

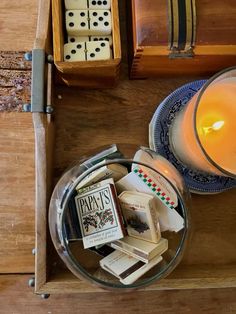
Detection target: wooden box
<box><xmin>34</xmin><ymin>0</ymin><xmax>236</xmax><ymax>295</ymax></box>
<box><xmin>128</xmin><ymin>0</ymin><xmax>236</xmax><ymax>79</ymax></box>
<box><xmin>52</xmin><ymin>0</ymin><xmax>121</xmax><ymax>88</ymax></box>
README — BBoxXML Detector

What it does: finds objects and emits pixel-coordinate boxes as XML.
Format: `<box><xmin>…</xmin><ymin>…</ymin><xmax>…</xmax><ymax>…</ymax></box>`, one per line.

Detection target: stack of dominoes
<box><xmin>64</xmin><ymin>0</ymin><xmax>113</xmax><ymax>62</ymax></box>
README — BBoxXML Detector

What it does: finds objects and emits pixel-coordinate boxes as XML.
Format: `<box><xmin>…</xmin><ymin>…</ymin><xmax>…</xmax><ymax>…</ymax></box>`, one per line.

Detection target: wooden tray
<box><xmin>52</xmin><ymin>0</ymin><xmax>121</xmax><ymax>88</ymax></box>
<box><xmin>34</xmin><ymin>0</ymin><xmax>236</xmax><ymax>294</ymax></box>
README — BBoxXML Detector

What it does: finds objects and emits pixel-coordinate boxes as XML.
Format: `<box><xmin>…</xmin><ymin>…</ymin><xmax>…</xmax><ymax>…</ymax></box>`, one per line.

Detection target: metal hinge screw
<box><xmin>23</xmin><ymin>103</ymin><xmax>31</xmax><ymax>112</ymax></box>
<box><xmin>46</xmin><ymin>106</ymin><xmax>54</xmax><ymax>114</ymax></box>
<box><xmin>47</xmin><ymin>55</ymin><xmax>54</xmax><ymax>63</ymax></box>
<box><xmin>24</xmin><ymin>52</ymin><xmax>32</xmax><ymax>61</ymax></box>
<box><xmin>28</xmin><ymin>277</ymin><xmax>35</xmax><ymax>288</ymax></box>
<box><xmin>41</xmin><ymin>294</ymin><xmax>50</xmax><ymax>299</ymax></box>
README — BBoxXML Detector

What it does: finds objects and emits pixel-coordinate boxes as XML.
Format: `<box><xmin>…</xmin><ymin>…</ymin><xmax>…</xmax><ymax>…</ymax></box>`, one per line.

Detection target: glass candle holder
<box><xmin>49</xmin><ymin>145</ymin><xmax>190</xmax><ymax>291</ymax></box>
<box><xmin>169</xmin><ymin>67</ymin><xmax>236</xmax><ymax>177</ymax></box>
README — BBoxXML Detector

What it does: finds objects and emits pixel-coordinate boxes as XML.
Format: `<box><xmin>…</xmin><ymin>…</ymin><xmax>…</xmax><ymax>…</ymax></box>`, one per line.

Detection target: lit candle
<box><xmin>202</xmin><ymin>121</ymin><xmax>225</xmax><ymax>135</ymax></box>
<box><xmin>169</xmin><ymin>68</ymin><xmax>236</xmax><ymax>177</ymax></box>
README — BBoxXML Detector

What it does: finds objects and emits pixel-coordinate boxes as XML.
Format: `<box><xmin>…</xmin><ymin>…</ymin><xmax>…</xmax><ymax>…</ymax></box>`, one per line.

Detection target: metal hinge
<box><xmin>169</xmin><ymin>46</ymin><xmax>195</xmax><ymax>59</ymax></box>
<box><xmin>24</xmin><ymin>50</ymin><xmax>53</xmax><ymax>113</ymax></box>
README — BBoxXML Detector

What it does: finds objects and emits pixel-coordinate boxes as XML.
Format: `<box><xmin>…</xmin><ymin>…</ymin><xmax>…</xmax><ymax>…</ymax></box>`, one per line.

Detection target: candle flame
<box><xmin>212</xmin><ymin>121</ymin><xmax>225</xmax><ymax>131</ymax></box>
<box><xmin>202</xmin><ymin>120</ymin><xmax>225</xmax><ymax>135</ymax></box>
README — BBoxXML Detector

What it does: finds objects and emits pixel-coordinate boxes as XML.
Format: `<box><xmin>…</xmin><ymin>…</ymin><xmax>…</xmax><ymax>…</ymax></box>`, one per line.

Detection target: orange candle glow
<box><xmin>170</xmin><ymin>68</ymin><xmax>236</xmax><ymax>177</ymax></box>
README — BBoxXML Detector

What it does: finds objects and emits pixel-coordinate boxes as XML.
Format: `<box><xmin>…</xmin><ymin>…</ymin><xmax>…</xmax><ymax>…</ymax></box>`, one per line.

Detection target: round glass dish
<box><xmin>49</xmin><ymin>144</ymin><xmax>190</xmax><ymax>290</ymax></box>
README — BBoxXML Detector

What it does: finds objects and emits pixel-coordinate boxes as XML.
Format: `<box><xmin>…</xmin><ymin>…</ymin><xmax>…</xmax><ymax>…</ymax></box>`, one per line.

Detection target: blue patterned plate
<box><xmin>149</xmin><ymin>80</ymin><xmax>236</xmax><ymax>194</ymax></box>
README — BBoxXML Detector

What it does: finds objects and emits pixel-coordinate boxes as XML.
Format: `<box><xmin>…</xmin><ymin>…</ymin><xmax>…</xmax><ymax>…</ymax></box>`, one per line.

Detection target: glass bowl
<box><xmin>49</xmin><ymin>144</ymin><xmax>190</xmax><ymax>290</ymax></box>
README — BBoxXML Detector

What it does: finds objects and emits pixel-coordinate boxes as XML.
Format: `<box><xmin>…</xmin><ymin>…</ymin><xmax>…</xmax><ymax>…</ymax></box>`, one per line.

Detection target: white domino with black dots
<box><xmin>68</xmin><ymin>35</ymin><xmax>90</xmax><ymax>43</ymax></box>
<box><xmin>65</xmin><ymin>0</ymin><xmax>111</xmax><ymax>10</ymax></box>
<box><xmin>64</xmin><ymin>0</ymin><xmax>113</xmax><ymax>62</ymax></box>
<box><xmin>68</xmin><ymin>35</ymin><xmax>113</xmax><ymax>47</ymax></box>
<box><xmin>91</xmin><ymin>35</ymin><xmax>112</xmax><ymax>46</ymax></box>
<box><xmin>65</xmin><ymin>0</ymin><xmax>87</xmax><ymax>10</ymax></box>
<box><xmin>66</xmin><ymin>10</ymin><xmax>112</xmax><ymax>36</ymax></box>
<box><xmin>88</xmin><ymin>0</ymin><xmax>111</xmax><ymax>10</ymax></box>
<box><xmin>66</xmin><ymin>10</ymin><xmax>88</xmax><ymax>36</ymax></box>
<box><xmin>87</xmin><ymin>41</ymin><xmax>111</xmax><ymax>60</ymax></box>
<box><xmin>90</xmin><ymin>10</ymin><xmax>112</xmax><ymax>35</ymax></box>
<box><xmin>64</xmin><ymin>41</ymin><xmax>111</xmax><ymax>61</ymax></box>
<box><xmin>64</xmin><ymin>42</ymin><xmax>86</xmax><ymax>61</ymax></box>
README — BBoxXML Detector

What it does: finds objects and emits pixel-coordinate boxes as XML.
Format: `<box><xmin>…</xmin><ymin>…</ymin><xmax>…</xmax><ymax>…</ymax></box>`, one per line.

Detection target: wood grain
<box><xmin>53</xmin><ymin>74</ymin><xmax>198</xmax><ymax>174</ymax></box>
<box><xmin>0</xmin><ymin>112</ymin><xmax>35</xmax><ymax>273</ymax></box>
<box><xmin>129</xmin><ymin>0</ymin><xmax>236</xmax><ymax>78</ymax></box>
<box><xmin>32</xmin><ymin>72</ymin><xmax>234</xmax><ymax>293</ymax></box>
<box><xmin>0</xmin><ymin>2</ymin><xmax>36</xmax><ymax>272</ymax></box>
<box><xmin>0</xmin><ymin>51</ymin><xmax>32</xmax><ymax>70</ymax></box>
<box><xmin>32</xmin><ymin>0</ymin><xmax>54</xmax><ymax>292</ymax></box>
<box><xmin>0</xmin><ymin>2</ymin><xmax>235</xmax><ymax>313</ymax></box>
<box><xmin>111</xmin><ymin>0</ymin><xmax>121</xmax><ymax>59</ymax></box>
<box><xmin>131</xmin><ymin>54</ymin><xmax>236</xmax><ymax>78</ymax></box>
<box><xmin>40</xmin><ymin>264</ymin><xmax>236</xmax><ymax>293</ymax></box>
<box><xmin>0</xmin><ymin>0</ymin><xmax>38</xmax><ymax>51</ymax></box>
<box><xmin>132</xmin><ymin>0</ymin><xmax>236</xmax><ymax>46</ymax></box>
<box><xmin>52</xmin><ymin>0</ymin><xmax>64</xmax><ymax>62</ymax></box>
<box><xmin>34</xmin><ymin>0</ymin><xmax>51</xmax><ymax>51</ymax></box>
<box><xmin>0</xmin><ymin>275</ymin><xmax>236</xmax><ymax>314</ymax></box>
<box><xmin>0</xmin><ymin>51</ymin><xmax>31</xmax><ymax>112</ymax></box>
<box><xmin>53</xmin><ymin>77</ymin><xmax>236</xmax><ymax>262</ymax></box>
<box><xmin>33</xmin><ymin>113</ymin><xmax>54</xmax><ymax>291</ymax></box>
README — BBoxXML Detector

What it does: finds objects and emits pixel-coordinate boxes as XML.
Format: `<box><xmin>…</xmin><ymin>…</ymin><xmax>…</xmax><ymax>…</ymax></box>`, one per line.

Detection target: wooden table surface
<box><xmin>0</xmin><ymin>1</ymin><xmax>236</xmax><ymax>313</ymax></box>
